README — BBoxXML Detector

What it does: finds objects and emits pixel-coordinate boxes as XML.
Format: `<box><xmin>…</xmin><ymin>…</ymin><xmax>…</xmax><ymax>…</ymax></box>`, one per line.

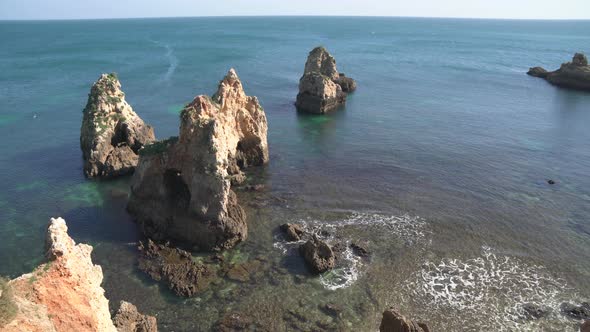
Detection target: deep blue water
<box><xmin>1</xmin><ymin>17</ymin><xmax>590</xmax><ymax>331</ymax></box>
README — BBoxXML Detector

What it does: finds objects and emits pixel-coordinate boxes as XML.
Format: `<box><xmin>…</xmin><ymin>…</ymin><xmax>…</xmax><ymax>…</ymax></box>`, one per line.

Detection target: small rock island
<box><xmin>528</xmin><ymin>53</ymin><xmax>590</xmax><ymax>92</ymax></box>
<box><xmin>80</xmin><ymin>73</ymin><xmax>155</xmax><ymax>178</ymax></box>
<box><xmin>296</xmin><ymin>47</ymin><xmax>356</xmax><ymax>114</ymax></box>
<box><xmin>127</xmin><ymin>69</ymin><xmax>269</xmax><ymax>251</ymax></box>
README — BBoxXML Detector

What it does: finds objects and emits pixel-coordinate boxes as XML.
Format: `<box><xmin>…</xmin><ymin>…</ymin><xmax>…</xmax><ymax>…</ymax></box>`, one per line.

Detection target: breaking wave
<box><xmin>274</xmin><ymin>212</ymin><xmax>427</xmax><ymax>290</ymax></box>
<box><xmin>404</xmin><ymin>246</ymin><xmax>576</xmax><ymax>331</ymax></box>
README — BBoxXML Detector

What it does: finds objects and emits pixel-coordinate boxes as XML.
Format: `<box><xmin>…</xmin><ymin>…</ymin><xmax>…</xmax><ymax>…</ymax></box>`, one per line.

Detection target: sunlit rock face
<box><xmin>128</xmin><ymin>69</ymin><xmax>269</xmax><ymax>251</ymax></box>
<box><xmin>296</xmin><ymin>47</ymin><xmax>356</xmax><ymax>114</ymax></box>
<box><xmin>1</xmin><ymin>218</ymin><xmax>155</xmax><ymax>332</ymax></box>
<box><xmin>80</xmin><ymin>73</ymin><xmax>155</xmax><ymax>178</ymax></box>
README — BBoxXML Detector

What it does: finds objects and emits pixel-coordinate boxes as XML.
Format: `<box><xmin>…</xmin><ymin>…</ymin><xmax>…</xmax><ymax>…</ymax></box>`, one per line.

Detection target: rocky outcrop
<box><xmin>112</xmin><ymin>301</ymin><xmax>157</xmax><ymax>332</ymax></box>
<box><xmin>280</xmin><ymin>223</ymin><xmax>305</xmax><ymax>242</ymax></box>
<box><xmin>528</xmin><ymin>53</ymin><xmax>590</xmax><ymax>91</ymax></box>
<box><xmin>379</xmin><ymin>308</ymin><xmax>430</xmax><ymax>332</ymax></box>
<box><xmin>0</xmin><ymin>217</ymin><xmax>155</xmax><ymax>332</ymax></box>
<box><xmin>299</xmin><ymin>236</ymin><xmax>336</xmax><ymax>274</ymax></box>
<box><xmin>138</xmin><ymin>239</ymin><xmax>215</xmax><ymax>297</ymax></box>
<box><xmin>128</xmin><ymin>69</ymin><xmax>268</xmax><ymax>251</ymax></box>
<box><xmin>81</xmin><ymin>73</ymin><xmax>155</xmax><ymax>178</ymax></box>
<box><xmin>296</xmin><ymin>47</ymin><xmax>356</xmax><ymax>114</ymax></box>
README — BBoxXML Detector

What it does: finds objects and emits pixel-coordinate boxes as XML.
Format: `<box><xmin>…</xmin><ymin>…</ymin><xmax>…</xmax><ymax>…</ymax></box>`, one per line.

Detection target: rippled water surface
<box><xmin>1</xmin><ymin>17</ymin><xmax>590</xmax><ymax>331</ymax></box>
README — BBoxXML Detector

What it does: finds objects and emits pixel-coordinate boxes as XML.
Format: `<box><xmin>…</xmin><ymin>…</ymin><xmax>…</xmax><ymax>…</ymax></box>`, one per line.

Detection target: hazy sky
<box><xmin>1</xmin><ymin>0</ymin><xmax>589</xmax><ymax>20</ymax></box>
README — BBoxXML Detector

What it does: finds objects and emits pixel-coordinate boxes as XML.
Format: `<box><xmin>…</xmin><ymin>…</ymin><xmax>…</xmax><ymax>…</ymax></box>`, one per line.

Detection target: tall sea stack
<box><xmin>127</xmin><ymin>69</ymin><xmax>269</xmax><ymax>251</ymax></box>
<box><xmin>296</xmin><ymin>47</ymin><xmax>356</xmax><ymax>114</ymax></box>
<box><xmin>80</xmin><ymin>73</ymin><xmax>155</xmax><ymax>178</ymax></box>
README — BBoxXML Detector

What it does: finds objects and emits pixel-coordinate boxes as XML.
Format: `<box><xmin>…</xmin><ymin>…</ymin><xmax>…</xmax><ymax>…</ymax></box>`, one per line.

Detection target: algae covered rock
<box><xmin>296</xmin><ymin>47</ymin><xmax>356</xmax><ymax>114</ymax></box>
<box><xmin>128</xmin><ymin>69</ymin><xmax>269</xmax><ymax>251</ymax></box>
<box><xmin>80</xmin><ymin>73</ymin><xmax>155</xmax><ymax>178</ymax></box>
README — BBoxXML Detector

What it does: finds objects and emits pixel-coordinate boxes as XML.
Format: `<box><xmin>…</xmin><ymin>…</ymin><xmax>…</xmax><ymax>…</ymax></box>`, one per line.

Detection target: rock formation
<box><xmin>128</xmin><ymin>69</ymin><xmax>269</xmax><ymax>251</ymax></box>
<box><xmin>527</xmin><ymin>53</ymin><xmax>590</xmax><ymax>91</ymax></box>
<box><xmin>0</xmin><ymin>217</ymin><xmax>155</xmax><ymax>332</ymax></box>
<box><xmin>581</xmin><ymin>320</ymin><xmax>590</xmax><ymax>332</ymax></box>
<box><xmin>81</xmin><ymin>73</ymin><xmax>155</xmax><ymax>178</ymax></box>
<box><xmin>137</xmin><ymin>239</ymin><xmax>214</xmax><ymax>297</ymax></box>
<box><xmin>112</xmin><ymin>301</ymin><xmax>157</xmax><ymax>332</ymax></box>
<box><xmin>379</xmin><ymin>308</ymin><xmax>430</xmax><ymax>332</ymax></box>
<box><xmin>299</xmin><ymin>236</ymin><xmax>336</xmax><ymax>274</ymax></box>
<box><xmin>296</xmin><ymin>47</ymin><xmax>357</xmax><ymax>114</ymax></box>
<box><xmin>280</xmin><ymin>223</ymin><xmax>305</xmax><ymax>241</ymax></box>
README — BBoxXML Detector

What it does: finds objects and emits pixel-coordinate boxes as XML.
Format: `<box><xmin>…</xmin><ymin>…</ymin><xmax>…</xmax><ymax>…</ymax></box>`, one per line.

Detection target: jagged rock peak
<box><xmin>1</xmin><ymin>218</ymin><xmax>156</xmax><ymax>332</ymax></box>
<box><xmin>573</xmin><ymin>53</ymin><xmax>588</xmax><ymax>67</ymax></box>
<box><xmin>304</xmin><ymin>47</ymin><xmax>340</xmax><ymax>81</ymax></box>
<box><xmin>128</xmin><ymin>69</ymin><xmax>269</xmax><ymax>251</ymax></box>
<box><xmin>80</xmin><ymin>73</ymin><xmax>155</xmax><ymax>178</ymax></box>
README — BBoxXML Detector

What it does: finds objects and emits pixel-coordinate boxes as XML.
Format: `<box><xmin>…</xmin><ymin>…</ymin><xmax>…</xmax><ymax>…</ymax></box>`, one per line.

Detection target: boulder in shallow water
<box><xmin>280</xmin><ymin>223</ymin><xmax>305</xmax><ymax>241</ymax></box>
<box><xmin>528</xmin><ymin>53</ymin><xmax>590</xmax><ymax>91</ymax></box>
<box><xmin>296</xmin><ymin>47</ymin><xmax>356</xmax><ymax>114</ymax></box>
<box><xmin>127</xmin><ymin>69</ymin><xmax>269</xmax><ymax>251</ymax></box>
<box><xmin>522</xmin><ymin>303</ymin><xmax>551</xmax><ymax>320</ymax></box>
<box><xmin>138</xmin><ymin>239</ymin><xmax>215</xmax><ymax>297</ymax></box>
<box><xmin>113</xmin><ymin>301</ymin><xmax>158</xmax><ymax>332</ymax></box>
<box><xmin>379</xmin><ymin>308</ymin><xmax>430</xmax><ymax>332</ymax></box>
<box><xmin>299</xmin><ymin>236</ymin><xmax>335</xmax><ymax>274</ymax></box>
<box><xmin>80</xmin><ymin>73</ymin><xmax>155</xmax><ymax>178</ymax></box>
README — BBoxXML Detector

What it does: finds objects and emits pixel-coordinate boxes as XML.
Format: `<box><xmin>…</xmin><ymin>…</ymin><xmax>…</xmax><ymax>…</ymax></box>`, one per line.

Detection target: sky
<box><xmin>1</xmin><ymin>0</ymin><xmax>589</xmax><ymax>20</ymax></box>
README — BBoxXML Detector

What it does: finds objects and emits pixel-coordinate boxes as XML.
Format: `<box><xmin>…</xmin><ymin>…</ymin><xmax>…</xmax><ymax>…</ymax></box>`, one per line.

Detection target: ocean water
<box><xmin>1</xmin><ymin>17</ymin><xmax>590</xmax><ymax>331</ymax></box>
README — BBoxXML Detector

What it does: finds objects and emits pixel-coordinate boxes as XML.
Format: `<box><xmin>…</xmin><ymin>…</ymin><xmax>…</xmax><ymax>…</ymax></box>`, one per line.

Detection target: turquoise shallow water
<box><xmin>1</xmin><ymin>17</ymin><xmax>590</xmax><ymax>331</ymax></box>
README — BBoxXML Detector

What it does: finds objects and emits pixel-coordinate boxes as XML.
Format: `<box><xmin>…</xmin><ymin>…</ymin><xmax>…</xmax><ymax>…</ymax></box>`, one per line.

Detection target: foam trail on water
<box><xmin>149</xmin><ymin>39</ymin><xmax>178</xmax><ymax>81</ymax></box>
<box><xmin>404</xmin><ymin>246</ymin><xmax>577</xmax><ymax>331</ymax></box>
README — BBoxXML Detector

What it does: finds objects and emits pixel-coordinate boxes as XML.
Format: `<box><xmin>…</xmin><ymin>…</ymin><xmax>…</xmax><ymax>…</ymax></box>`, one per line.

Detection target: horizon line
<box><xmin>1</xmin><ymin>14</ymin><xmax>590</xmax><ymax>22</ymax></box>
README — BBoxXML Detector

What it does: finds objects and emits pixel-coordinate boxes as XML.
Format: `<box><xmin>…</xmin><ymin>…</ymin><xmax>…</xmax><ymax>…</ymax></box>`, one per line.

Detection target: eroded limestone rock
<box><xmin>112</xmin><ymin>301</ymin><xmax>158</xmax><ymax>332</ymax></box>
<box><xmin>128</xmin><ymin>69</ymin><xmax>269</xmax><ymax>251</ymax></box>
<box><xmin>528</xmin><ymin>53</ymin><xmax>590</xmax><ymax>91</ymax></box>
<box><xmin>299</xmin><ymin>236</ymin><xmax>335</xmax><ymax>274</ymax></box>
<box><xmin>138</xmin><ymin>239</ymin><xmax>215</xmax><ymax>297</ymax></box>
<box><xmin>296</xmin><ymin>47</ymin><xmax>356</xmax><ymax>114</ymax></box>
<box><xmin>379</xmin><ymin>308</ymin><xmax>430</xmax><ymax>332</ymax></box>
<box><xmin>1</xmin><ymin>218</ymin><xmax>155</xmax><ymax>332</ymax></box>
<box><xmin>81</xmin><ymin>73</ymin><xmax>155</xmax><ymax>178</ymax></box>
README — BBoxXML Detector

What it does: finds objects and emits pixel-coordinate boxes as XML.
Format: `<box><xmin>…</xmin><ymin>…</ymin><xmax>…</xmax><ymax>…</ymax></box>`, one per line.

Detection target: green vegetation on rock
<box><xmin>139</xmin><ymin>136</ymin><xmax>179</xmax><ymax>156</ymax></box>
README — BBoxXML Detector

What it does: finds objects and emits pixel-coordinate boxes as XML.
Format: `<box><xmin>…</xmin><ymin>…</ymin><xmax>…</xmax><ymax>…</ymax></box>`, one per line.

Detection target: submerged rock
<box><xmin>522</xmin><ymin>303</ymin><xmax>551</xmax><ymax>320</ymax></box>
<box><xmin>582</xmin><ymin>320</ymin><xmax>590</xmax><ymax>332</ymax></box>
<box><xmin>80</xmin><ymin>73</ymin><xmax>155</xmax><ymax>178</ymax></box>
<box><xmin>137</xmin><ymin>239</ymin><xmax>215</xmax><ymax>297</ymax></box>
<box><xmin>112</xmin><ymin>301</ymin><xmax>158</xmax><ymax>332</ymax></box>
<box><xmin>128</xmin><ymin>69</ymin><xmax>269</xmax><ymax>251</ymax></box>
<box><xmin>299</xmin><ymin>236</ymin><xmax>336</xmax><ymax>274</ymax></box>
<box><xmin>379</xmin><ymin>308</ymin><xmax>430</xmax><ymax>332</ymax></box>
<box><xmin>280</xmin><ymin>223</ymin><xmax>305</xmax><ymax>242</ymax></box>
<box><xmin>296</xmin><ymin>47</ymin><xmax>356</xmax><ymax>114</ymax></box>
<box><xmin>528</xmin><ymin>53</ymin><xmax>590</xmax><ymax>91</ymax></box>
<box><xmin>560</xmin><ymin>302</ymin><xmax>590</xmax><ymax>320</ymax></box>
<box><xmin>1</xmin><ymin>217</ymin><xmax>155</xmax><ymax>332</ymax></box>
